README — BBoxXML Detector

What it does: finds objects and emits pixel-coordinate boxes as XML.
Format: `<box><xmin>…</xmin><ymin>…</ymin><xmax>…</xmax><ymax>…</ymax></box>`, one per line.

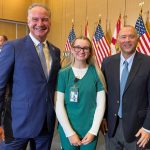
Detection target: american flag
<box><xmin>65</xmin><ymin>26</ymin><xmax>76</xmax><ymax>51</ymax></box>
<box><xmin>92</xmin><ymin>23</ymin><xmax>111</xmax><ymax>67</ymax></box>
<box><xmin>135</xmin><ymin>15</ymin><xmax>150</xmax><ymax>55</ymax></box>
<box><xmin>111</xmin><ymin>14</ymin><xmax>122</xmax><ymax>55</ymax></box>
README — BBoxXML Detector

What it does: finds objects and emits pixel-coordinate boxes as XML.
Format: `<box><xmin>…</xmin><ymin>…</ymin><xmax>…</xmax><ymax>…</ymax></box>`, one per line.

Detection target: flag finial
<box><xmin>139</xmin><ymin>1</ymin><xmax>144</xmax><ymax>15</ymax></box>
<box><xmin>98</xmin><ymin>14</ymin><xmax>101</xmax><ymax>24</ymax></box>
<box><xmin>72</xmin><ymin>19</ymin><xmax>74</xmax><ymax>27</ymax></box>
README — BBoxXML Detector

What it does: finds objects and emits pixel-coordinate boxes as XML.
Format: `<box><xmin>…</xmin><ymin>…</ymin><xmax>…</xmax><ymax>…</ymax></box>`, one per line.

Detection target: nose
<box><xmin>80</xmin><ymin>48</ymin><xmax>85</xmax><ymax>52</ymax></box>
<box><xmin>37</xmin><ymin>19</ymin><xmax>44</xmax><ymax>25</ymax></box>
<box><xmin>124</xmin><ymin>36</ymin><xmax>131</xmax><ymax>42</ymax></box>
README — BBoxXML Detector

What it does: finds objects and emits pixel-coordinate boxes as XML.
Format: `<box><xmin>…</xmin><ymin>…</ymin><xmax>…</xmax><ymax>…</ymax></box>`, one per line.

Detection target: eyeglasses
<box><xmin>73</xmin><ymin>46</ymin><xmax>90</xmax><ymax>52</ymax></box>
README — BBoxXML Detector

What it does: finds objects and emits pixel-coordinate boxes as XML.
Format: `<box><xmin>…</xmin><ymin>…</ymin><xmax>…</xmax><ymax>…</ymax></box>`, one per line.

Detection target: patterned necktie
<box><xmin>38</xmin><ymin>43</ymin><xmax>48</xmax><ymax>79</ymax></box>
<box><xmin>118</xmin><ymin>60</ymin><xmax>129</xmax><ymax>118</ymax></box>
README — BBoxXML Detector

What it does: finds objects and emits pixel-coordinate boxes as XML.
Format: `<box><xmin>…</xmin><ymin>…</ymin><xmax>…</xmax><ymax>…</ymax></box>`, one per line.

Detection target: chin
<box><xmin>124</xmin><ymin>50</ymin><xmax>135</xmax><ymax>55</ymax></box>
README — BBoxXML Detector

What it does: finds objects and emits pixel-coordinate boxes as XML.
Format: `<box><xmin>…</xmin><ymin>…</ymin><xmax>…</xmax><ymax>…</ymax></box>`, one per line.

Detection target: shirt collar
<box><xmin>29</xmin><ymin>33</ymin><xmax>47</xmax><ymax>47</ymax></box>
<box><xmin>120</xmin><ymin>52</ymin><xmax>136</xmax><ymax>66</ymax></box>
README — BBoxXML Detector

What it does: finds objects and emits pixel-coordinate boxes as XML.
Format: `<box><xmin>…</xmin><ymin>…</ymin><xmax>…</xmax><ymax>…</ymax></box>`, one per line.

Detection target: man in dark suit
<box><xmin>0</xmin><ymin>3</ymin><xmax>61</xmax><ymax>150</ymax></box>
<box><xmin>101</xmin><ymin>25</ymin><xmax>150</xmax><ymax>150</ymax></box>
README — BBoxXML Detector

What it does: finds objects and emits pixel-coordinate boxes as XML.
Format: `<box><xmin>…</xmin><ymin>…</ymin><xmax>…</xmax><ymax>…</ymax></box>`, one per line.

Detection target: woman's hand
<box><xmin>81</xmin><ymin>132</ymin><xmax>95</xmax><ymax>145</ymax></box>
<box><xmin>68</xmin><ymin>133</ymin><xmax>82</xmax><ymax>146</ymax></box>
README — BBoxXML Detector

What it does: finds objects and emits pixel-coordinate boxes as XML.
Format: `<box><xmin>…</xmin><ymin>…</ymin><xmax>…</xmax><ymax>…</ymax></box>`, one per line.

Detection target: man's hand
<box><xmin>136</xmin><ymin>127</ymin><xmax>150</xmax><ymax>148</ymax></box>
<box><xmin>100</xmin><ymin>119</ymin><xmax>108</xmax><ymax>135</ymax></box>
<box><xmin>81</xmin><ymin>132</ymin><xmax>95</xmax><ymax>145</ymax></box>
<box><xmin>0</xmin><ymin>127</ymin><xmax>4</xmax><ymax>143</ymax></box>
<box><xmin>68</xmin><ymin>133</ymin><xmax>82</xmax><ymax>146</ymax></box>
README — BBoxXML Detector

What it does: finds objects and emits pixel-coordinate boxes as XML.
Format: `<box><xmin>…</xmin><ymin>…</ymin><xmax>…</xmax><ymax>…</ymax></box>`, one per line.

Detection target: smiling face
<box><xmin>27</xmin><ymin>6</ymin><xmax>51</xmax><ymax>42</ymax></box>
<box><xmin>118</xmin><ymin>26</ymin><xmax>139</xmax><ymax>58</ymax></box>
<box><xmin>0</xmin><ymin>35</ymin><xmax>7</xmax><ymax>48</ymax></box>
<box><xmin>71</xmin><ymin>38</ymin><xmax>91</xmax><ymax>64</ymax></box>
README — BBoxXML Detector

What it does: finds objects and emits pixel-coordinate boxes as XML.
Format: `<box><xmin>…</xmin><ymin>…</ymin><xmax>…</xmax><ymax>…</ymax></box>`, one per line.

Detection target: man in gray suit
<box><xmin>101</xmin><ymin>25</ymin><xmax>150</xmax><ymax>150</ymax></box>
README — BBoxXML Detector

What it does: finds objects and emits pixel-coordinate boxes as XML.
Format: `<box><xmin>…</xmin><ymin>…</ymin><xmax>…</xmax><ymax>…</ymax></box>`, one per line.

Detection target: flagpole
<box><xmin>85</xmin><ymin>0</ymin><xmax>88</xmax><ymax>23</ymax></box>
<box><xmin>85</xmin><ymin>17</ymin><xmax>88</xmax><ymax>37</ymax></box>
<box><xmin>99</xmin><ymin>14</ymin><xmax>101</xmax><ymax>25</ymax></box>
<box><xmin>73</xmin><ymin>0</ymin><xmax>75</xmax><ymax>25</ymax></box>
<box><xmin>85</xmin><ymin>0</ymin><xmax>88</xmax><ymax>37</ymax></box>
<box><xmin>61</xmin><ymin>0</ymin><xmax>64</xmax><ymax>44</ymax></box>
<box><xmin>138</xmin><ymin>1</ymin><xmax>144</xmax><ymax>34</ymax></box>
<box><xmin>123</xmin><ymin>0</ymin><xmax>127</xmax><ymax>26</ymax></box>
<box><xmin>64</xmin><ymin>0</ymin><xmax>67</xmax><ymax>44</ymax></box>
<box><xmin>139</xmin><ymin>1</ymin><xmax>144</xmax><ymax>15</ymax></box>
<box><xmin>106</xmin><ymin>0</ymin><xmax>109</xmax><ymax>32</ymax></box>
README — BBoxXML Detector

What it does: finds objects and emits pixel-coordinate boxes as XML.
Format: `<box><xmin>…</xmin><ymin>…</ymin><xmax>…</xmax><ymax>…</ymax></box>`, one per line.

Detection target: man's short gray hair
<box><xmin>28</xmin><ymin>3</ymin><xmax>51</xmax><ymax>17</ymax></box>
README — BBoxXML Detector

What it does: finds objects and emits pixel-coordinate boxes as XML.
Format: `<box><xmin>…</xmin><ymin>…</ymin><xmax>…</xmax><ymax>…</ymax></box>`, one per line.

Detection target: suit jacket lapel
<box><xmin>112</xmin><ymin>54</ymin><xmax>120</xmax><ymax>98</ymax></box>
<box><xmin>124</xmin><ymin>52</ymin><xmax>142</xmax><ymax>92</ymax></box>
<box><xmin>47</xmin><ymin>42</ymin><xmax>55</xmax><ymax>80</ymax></box>
<box><xmin>26</xmin><ymin>36</ymin><xmax>47</xmax><ymax>80</ymax></box>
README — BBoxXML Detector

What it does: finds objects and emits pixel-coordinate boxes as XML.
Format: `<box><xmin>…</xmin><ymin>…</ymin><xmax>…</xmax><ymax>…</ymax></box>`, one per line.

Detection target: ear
<box><xmin>71</xmin><ymin>47</ymin><xmax>74</xmax><ymax>53</ymax></box>
<box><xmin>49</xmin><ymin>20</ymin><xmax>51</xmax><ymax>28</ymax></box>
<box><xmin>27</xmin><ymin>17</ymin><xmax>30</xmax><ymax>26</ymax></box>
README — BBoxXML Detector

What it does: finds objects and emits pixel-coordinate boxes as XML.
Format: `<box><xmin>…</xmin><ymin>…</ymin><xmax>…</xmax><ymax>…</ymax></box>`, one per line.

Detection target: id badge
<box><xmin>70</xmin><ymin>86</ymin><xmax>78</xmax><ymax>102</ymax></box>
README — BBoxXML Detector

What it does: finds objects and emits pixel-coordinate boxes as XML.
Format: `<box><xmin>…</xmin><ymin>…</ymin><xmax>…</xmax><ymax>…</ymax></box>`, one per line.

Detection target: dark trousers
<box><xmin>4</xmin><ymin>119</ymin><xmax>53</xmax><ymax>150</ymax></box>
<box><xmin>105</xmin><ymin>119</ymin><xmax>146</xmax><ymax>150</ymax></box>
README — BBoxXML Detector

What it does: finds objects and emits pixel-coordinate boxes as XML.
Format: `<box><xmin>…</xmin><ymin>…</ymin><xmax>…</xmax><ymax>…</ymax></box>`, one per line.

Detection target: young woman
<box><xmin>55</xmin><ymin>36</ymin><xmax>106</xmax><ymax>150</ymax></box>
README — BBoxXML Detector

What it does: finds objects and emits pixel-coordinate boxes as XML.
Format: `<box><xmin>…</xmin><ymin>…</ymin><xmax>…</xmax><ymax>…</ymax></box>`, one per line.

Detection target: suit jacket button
<box><xmin>114</xmin><ymin>114</ymin><xmax>117</xmax><ymax>117</ymax></box>
<box><xmin>117</xmin><ymin>100</ymin><xmax>119</xmax><ymax>103</ymax></box>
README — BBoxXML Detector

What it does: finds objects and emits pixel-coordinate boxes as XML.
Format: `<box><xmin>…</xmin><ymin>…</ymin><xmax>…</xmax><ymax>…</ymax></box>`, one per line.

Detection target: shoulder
<box><xmin>9</xmin><ymin>35</ymin><xmax>30</xmax><ymax>44</ymax></box>
<box><xmin>135</xmin><ymin>51</ymin><xmax>150</xmax><ymax>63</ymax></box>
<box><xmin>4</xmin><ymin>36</ymin><xmax>32</xmax><ymax>50</ymax></box>
<box><xmin>59</xmin><ymin>66</ymin><xmax>71</xmax><ymax>75</ymax></box>
<box><xmin>103</xmin><ymin>53</ymin><xmax>120</xmax><ymax>63</ymax></box>
<box><xmin>47</xmin><ymin>42</ymin><xmax>60</xmax><ymax>52</ymax></box>
<box><xmin>89</xmin><ymin>64</ymin><xmax>97</xmax><ymax>72</ymax></box>
<box><xmin>88</xmin><ymin>65</ymin><xmax>99</xmax><ymax>78</ymax></box>
<box><xmin>1</xmin><ymin>36</ymin><xmax>29</xmax><ymax>53</ymax></box>
<box><xmin>57</xmin><ymin>66</ymin><xmax>72</xmax><ymax>84</ymax></box>
<box><xmin>102</xmin><ymin>53</ymin><xmax>120</xmax><ymax>69</ymax></box>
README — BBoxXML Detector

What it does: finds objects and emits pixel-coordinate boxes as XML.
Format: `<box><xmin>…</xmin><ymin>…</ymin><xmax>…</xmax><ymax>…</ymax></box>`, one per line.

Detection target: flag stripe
<box><xmin>141</xmin><ymin>35</ymin><xmax>150</xmax><ymax>49</ymax></box>
<box><xmin>92</xmin><ymin>38</ymin><xmax>103</xmax><ymax>64</ymax></box>
<box><xmin>97</xmin><ymin>40</ymin><xmax>107</xmax><ymax>58</ymax></box>
<box><xmin>103</xmin><ymin>37</ymin><xmax>111</xmax><ymax>55</ymax></box>
<box><xmin>138</xmin><ymin>40</ymin><xmax>148</xmax><ymax>54</ymax></box>
<box><xmin>92</xmin><ymin>23</ymin><xmax>110</xmax><ymax>66</ymax></box>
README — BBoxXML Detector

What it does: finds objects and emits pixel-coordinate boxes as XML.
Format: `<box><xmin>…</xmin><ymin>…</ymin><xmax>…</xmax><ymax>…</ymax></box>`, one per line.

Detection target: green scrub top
<box><xmin>56</xmin><ymin>64</ymin><xmax>104</xmax><ymax>138</ymax></box>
